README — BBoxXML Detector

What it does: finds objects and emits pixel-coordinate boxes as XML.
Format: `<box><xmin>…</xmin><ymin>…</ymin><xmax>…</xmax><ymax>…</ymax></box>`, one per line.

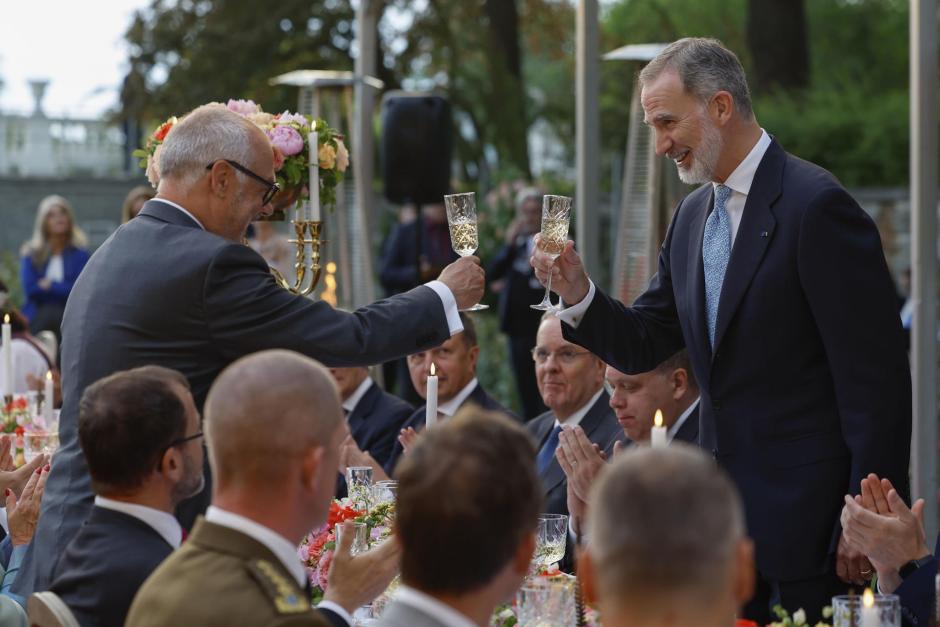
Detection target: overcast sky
<box><xmin>0</xmin><ymin>0</ymin><xmax>150</xmax><ymax>118</ymax></box>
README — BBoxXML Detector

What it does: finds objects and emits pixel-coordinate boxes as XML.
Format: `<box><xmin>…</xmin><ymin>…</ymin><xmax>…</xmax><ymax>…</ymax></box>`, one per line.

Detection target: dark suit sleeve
<box><xmin>797</xmin><ymin>187</ymin><xmax>912</xmax><ymax>501</ymax></box>
<box><xmin>563</xmin><ymin>203</ymin><xmax>686</xmax><ymax>374</ymax></box>
<box><xmin>203</xmin><ymin>244</ymin><xmax>450</xmax><ymax>367</ymax></box>
<box><xmin>895</xmin><ymin>554</ymin><xmax>937</xmax><ymax>627</ymax></box>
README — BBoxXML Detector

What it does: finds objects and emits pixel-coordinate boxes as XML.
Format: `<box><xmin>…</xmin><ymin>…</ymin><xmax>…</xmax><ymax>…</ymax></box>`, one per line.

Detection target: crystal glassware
<box><xmin>443</xmin><ymin>192</ymin><xmax>488</xmax><ymax>311</ymax></box>
<box><xmin>24</xmin><ymin>430</ymin><xmax>59</xmax><ymax>464</ymax></box>
<box><xmin>371</xmin><ymin>480</ymin><xmax>398</xmax><ymax>506</ymax></box>
<box><xmin>516</xmin><ymin>577</ymin><xmax>578</xmax><ymax>626</ymax></box>
<box><xmin>831</xmin><ymin>593</ymin><xmax>900</xmax><ymax>627</ymax></box>
<box><xmin>346</xmin><ymin>466</ymin><xmax>374</xmax><ymax>510</ymax></box>
<box><xmin>336</xmin><ymin>521</ymin><xmax>370</xmax><ymax>556</ymax></box>
<box><xmin>531</xmin><ymin>195</ymin><xmax>572</xmax><ymax>311</ymax></box>
<box><xmin>533</xmin><ymin>513</ymin><xmax>568</xmax><ymax>568</ymax></box>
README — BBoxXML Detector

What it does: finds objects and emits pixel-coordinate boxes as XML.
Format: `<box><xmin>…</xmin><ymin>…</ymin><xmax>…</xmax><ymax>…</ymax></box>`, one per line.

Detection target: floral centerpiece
<box><xmin>768</xmin><ymin>604</ymin><xmax>833</xmax><ymax>627</ymax></box>
<box><xmin>298</xmin><ymin>497</ymin><xmax>395</xmax><ymax>605</ymax></box>
<box><xmin>133</xmin><ymin>99</ymin><xmax>349</xmax><ymax>221</ymax></box>
<box><xmin>1</xmin><ymin>395</ymin><xmax>43</xmax><ymax>466</ymax></box>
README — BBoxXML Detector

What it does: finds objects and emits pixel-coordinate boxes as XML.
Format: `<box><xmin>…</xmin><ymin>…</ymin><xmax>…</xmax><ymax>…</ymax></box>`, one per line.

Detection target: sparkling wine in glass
<box><xmin>443</xmin><ymin>192</ymin><xmax>488</xmax><ymax>311</ymax></box>
<box><xmin>534</xmin><ymin>513</ymin><xmax>568</xmax><ymax>567</ymax></box>
<box><xmin>531</xmin><ymin>195</ymin><xmax>572</xmax><ymax>311</ymax></box>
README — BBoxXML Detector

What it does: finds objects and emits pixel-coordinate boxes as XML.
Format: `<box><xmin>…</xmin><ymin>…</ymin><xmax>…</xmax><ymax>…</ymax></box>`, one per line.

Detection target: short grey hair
<box><xmin>640</xmin><ymin>38</ymin><xmax>753</xmax><ymax>119</ymax></box>
<box><xmin>587</xmin><ymin>444</ymin><xmax>745</xmax><ymax>606</ymax></box>
<box><xmin>157</xmin><ymin>103</ymin><xmax>259</xmax><ymax>188</ymax></box>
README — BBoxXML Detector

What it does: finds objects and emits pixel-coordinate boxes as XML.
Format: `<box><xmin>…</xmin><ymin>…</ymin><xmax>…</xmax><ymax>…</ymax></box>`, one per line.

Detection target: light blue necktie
<box><xmin>536</xmin><ymin>425</ymin><xmax>562</xmax><ymax>474</ymax></box>
<box><xmin>703</xmin><ymin>184</ymin><xmax>732</xmax><ymax>347</ymax></box>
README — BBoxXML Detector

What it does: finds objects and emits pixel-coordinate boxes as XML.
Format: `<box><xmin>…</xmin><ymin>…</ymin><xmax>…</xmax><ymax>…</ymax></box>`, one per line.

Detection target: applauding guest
<box><xmin>379</xmin><ymin>409</ymin><xmax>541</xmax><ymax>627</ymax></box>
<box><xmin>526</xmin><ymin>315</ymin><xmax>619</xmax><ymax>526</ymax></box>
<box><xmin>126</xmin><ymin>350</ymin><xmax>399</xmax><ymax>627</ymax></box>
<box><xmin>840</xmin><ymin>474</ymin><xmax>935</xmax><ymax>626</ymax></box>
<box><xmin>47</xmin><ymin>366</ymin><xmax>204</xmax><ymax>627</ymax></box>
<box><xmin>581</xmin><ymin>445</ymin><xmax>754</xmax><ymax>627</ymax></box>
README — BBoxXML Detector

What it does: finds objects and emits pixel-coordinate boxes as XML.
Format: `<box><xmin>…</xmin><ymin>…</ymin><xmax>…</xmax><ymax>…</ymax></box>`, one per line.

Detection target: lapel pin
<box><xmin>760</xmin><ymin>231</ymin><xmax>769</xmax><ymax>238</ymax></box>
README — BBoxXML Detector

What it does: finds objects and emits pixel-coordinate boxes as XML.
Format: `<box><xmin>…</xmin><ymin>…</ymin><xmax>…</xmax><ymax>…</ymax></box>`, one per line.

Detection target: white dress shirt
<box><xmin>161</xmin><ymin>201</ymin><xmax>463</xmax><ymax>336</ymax></box>
<box><xmin>558</xmin><ymin>130</ymin><xmax>772</xmax><ymax>329</ymax></box>
<box><xmin>44</xmin><ymin>255</ymin><xmax>64</xmax><ymax>282</ymax></box>
<box><xmin>553</xmin><ymin>388</ymin><xmax>604</xmax><ymax>430</ymax></box>
<box><xmin>342</xmin><ymin>377</ymin><xmax>373</xmax><ymax>416</ymax></box>
<box><xmin>95</xmin><ymin>496</ymin><xmax>182</xmax><ymax>549</ymax></box>
<box><xmin>205</xmin><ymin>506</ymin><xmax>353</xmax><ymax>625</ymax></box>
<box><xmin>394</xmin><ymin>585</ymin><xmax>478</xmax><ymax>627</ymax></box>
<box><xmin>437</xmin><ymin>378</ymin><xmax>479</xmax><ymax>417</ymax></box>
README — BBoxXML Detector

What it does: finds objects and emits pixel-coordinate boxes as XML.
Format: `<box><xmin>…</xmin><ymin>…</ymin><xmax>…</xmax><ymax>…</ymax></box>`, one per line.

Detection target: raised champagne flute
<box><xmin>443</xmin><ymin>192</ymin><xmax>488</xmax><ymax>311</ymax></box>
<box><xmin>531</xmin><ymin>195</ymin><xmax>572</xmax><ymax>311</ymax></box>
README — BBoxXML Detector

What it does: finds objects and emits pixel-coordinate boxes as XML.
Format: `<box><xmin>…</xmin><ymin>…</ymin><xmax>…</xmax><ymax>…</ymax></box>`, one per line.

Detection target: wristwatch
<box><xmin>899</xmin><ymin>554</ymin><xmax>934</xmax><ymax>580</ymax></box>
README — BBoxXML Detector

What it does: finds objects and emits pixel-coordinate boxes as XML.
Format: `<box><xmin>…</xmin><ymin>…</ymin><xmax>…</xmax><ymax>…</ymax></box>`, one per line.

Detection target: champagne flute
<box><xmin>443</xmin><ymin>192</ymin><xmax>488</xmax><ymax>311</ymax></box>
<box><xmin>531</xmin><ymin>195</ymin><xmax>572</xmax><ymax>311</ymax></box>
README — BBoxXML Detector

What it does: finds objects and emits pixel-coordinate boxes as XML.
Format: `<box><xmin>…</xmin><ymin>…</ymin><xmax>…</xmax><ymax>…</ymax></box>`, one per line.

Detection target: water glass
<box><xmin>24</xmin><ymin>431</ymin><xmax>59</xmax><ymax>463</ymax></box>
<box><xmin>336</xmin><ymin>521</ymin><xmax>370</xmax><ymax>556</ymax></box>
<box><xmin>371</xmin><ymin>480</ymin><xmax>397</xmax><ymax>506</ymax></box>
<box><xmin>516</xmin><ymin>577</ymin><xmax>577</xmax><ymax>626</ymax></box>
<box><xmin>831</xmin><ymin>593</ymin><xmax>900</xmax><ymax>627</ymax></box>
<box><xmin>534</xmin><ymin>514</ymin><xmax>568</xmax><ymax>567</ymax></box>
<box><xmin>346</xmin><ymin>466</ymin><xmax>373</xmax><ymax>509</ymax></box>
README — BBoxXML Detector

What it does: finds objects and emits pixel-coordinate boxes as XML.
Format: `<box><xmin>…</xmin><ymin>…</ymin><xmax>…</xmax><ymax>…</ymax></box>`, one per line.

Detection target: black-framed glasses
<box><xmin>167</xmin><ymin>431</ymin><xmax>204</xmax><ymax>449</ymax></box>
<box><xmin>206</xmin><ymin>159</ymin><xmax>280</xmax><ymax>206</ymax></box>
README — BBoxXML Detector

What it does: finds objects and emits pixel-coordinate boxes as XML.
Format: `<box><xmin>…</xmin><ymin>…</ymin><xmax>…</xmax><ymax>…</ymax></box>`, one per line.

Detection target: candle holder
<box><xmin>269</xmin><ymin>220</ymin><xmax>325</xmax><ymax>296</ymax></box>
<box><xmin>832</xmin><ymin>593</ymin><xmax>900</xmax><ymax>627</ymax></box>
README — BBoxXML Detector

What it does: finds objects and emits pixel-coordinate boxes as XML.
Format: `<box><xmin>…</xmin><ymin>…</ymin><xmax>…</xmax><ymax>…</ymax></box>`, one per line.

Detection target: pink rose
<box><xmin>267</xmin><ymin>125</ymin><xmax>305</xmax><ymax>156</ymax></box>
<box><xmin>226</xmin><ymin>99</ymin><xmax>261</xmax><ymax>116</ymax></box>
<box><xmin>316</xmin><ymin>549</ymin><xmax>333</xmax><ymax>590</ymax></box>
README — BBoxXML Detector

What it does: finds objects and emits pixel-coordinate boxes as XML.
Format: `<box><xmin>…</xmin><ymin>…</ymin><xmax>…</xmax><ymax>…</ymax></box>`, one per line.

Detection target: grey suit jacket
<box><xmin>16</xmin><ymin>200</ymin><xmax>453</xmax><ymax>596</ymax></box>
<box><xmin>378</xmin><ymin>599</ymin><xmax>454</xmax><ymax>627</ymax></box>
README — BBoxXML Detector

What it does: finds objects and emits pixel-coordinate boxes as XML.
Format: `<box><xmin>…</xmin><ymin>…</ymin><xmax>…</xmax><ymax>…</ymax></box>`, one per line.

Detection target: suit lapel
<box><xmin>712</xmin><ymin>141</ymin><xmax>784</xmax><ymax>354</ymax></box>
<box><xmin>686</xmin><ymin>189</ymin><xmax>713</xmax><ymax>363</ymax></box>
<box><xmin>347</xmin><ymin>383</ymin><xmax>380</xmax><ymax>441</ymax></box>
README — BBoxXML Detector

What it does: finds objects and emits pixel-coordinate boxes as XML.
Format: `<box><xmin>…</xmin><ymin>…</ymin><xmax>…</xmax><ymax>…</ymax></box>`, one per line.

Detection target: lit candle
<box><xmin>860</xmin><ymin>588</ymin><xmax>879</xmax><ymax>627</ymax></box>
<box><xmin>43</xmin><ymin>370</ymin><xmax>54</xmax><ymax>427</ymax></box>
<box><xmin>309</xmin><ymin>123</ymin><xmax>321</xmax><ymax>222</ymax></box>
<box><xmin>425</xmin><ymin>363</ymin><xmax>438</xmax><ymax>427</ymax></box>
<box><xmin>1</xmin><ymin>314</ymin><xmax>12</xmax><ymax>398</ymax></box>
<box><xmin>650</xmin><ymin>409</ymin><xmax>667</xmax><ymax>448</ymax></box>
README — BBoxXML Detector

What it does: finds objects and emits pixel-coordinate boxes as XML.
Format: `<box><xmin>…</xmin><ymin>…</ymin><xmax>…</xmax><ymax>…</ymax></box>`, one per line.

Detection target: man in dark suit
<box><xmin>17</xmin><ymin>103</ymin><xmax>485</xmax><ymax>597</ymax></box>
<box><xmin>379</xmin><ymin>409</ymin><xmax>541</xmax><ymax>627</ymax></box>
<box><xmin>487</xmin><ymin>187</ymin><xmax>548</xmax><ymax>419</ymax></box>
<box><xmin>531</xmin><ymin>38</ymin><xmax>911</xmax><ymax>623</ymax></box>
<box><xmin>127</xmin><ymin>351</ymin><xmax>399</xmax><ymax>627</ymax></box>
<box><xmin>525</xmin><ymin>316</ymin><xmax>620</xmax><ymax>523</ymax></box>
<box><xmin>330</xmin><ymin>365</ymin><xmax>412</xmax><ymax>497</ymax></box>
<box><xmin>49</xmin><ymin>366</ymin><xmax>204</xmax><ymax>627</ymax></box>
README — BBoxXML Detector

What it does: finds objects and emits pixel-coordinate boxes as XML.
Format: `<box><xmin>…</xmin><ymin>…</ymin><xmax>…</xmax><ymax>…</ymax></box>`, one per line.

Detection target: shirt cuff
<box><xmin>555</xmin><ymin>280</ymin><xmax>596</xmax><ymax>329</ymax></box>
<box><xmin>316</xmin><ymin>600</ymin><xmax>353</xmax><ymax>627</ymax></box>
<box><xmin>425</xmin><ymin>280</ymin><xmax>463</xmax><ymax>336</ymax></box>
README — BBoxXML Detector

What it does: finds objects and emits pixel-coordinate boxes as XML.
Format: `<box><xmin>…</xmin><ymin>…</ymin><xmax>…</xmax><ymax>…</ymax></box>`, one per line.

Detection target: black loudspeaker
<box><xmin>381</xmin><ymin>94</ymin><xmax>452</xmax><ymax>204</ymax></box>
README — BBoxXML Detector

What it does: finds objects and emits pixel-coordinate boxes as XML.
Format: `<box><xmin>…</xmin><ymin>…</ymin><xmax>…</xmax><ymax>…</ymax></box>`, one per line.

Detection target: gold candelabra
<box><xmin>270</xmin><ymin>220</ymin><xmax>325</xmax><ymax>296</ymax></box>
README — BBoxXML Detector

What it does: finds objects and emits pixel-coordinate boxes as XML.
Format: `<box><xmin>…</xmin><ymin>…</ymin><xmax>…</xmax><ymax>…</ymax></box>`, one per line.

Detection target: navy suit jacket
<box><xmin>18</xmin><ymin>200</ymin><xmax>453</xmax><ymax>596</ymax></box>
<box><xmin>487</xmin><ymin>236</ymin><xmax>544</xmax><ymax>337</ymax></box>
<box><xmin>525</xmin><ymin>391</ymin><xmax>621</xmax><ymax>518</ymax></box>
<box><xmin>384</xmin><ymin>382</ymin><xmax>517</xmax><ymax>476</ymax></box>
<box><xmin>49</xmin><ymin>506</ymin><xmax>174</xmax><ymax>627</ymax></box>
<box><xmin>563</xmin><ymin>140</ymin><xmax>911</xmax><ymax>581</ymax></box>
<box><xmin>895</xmin><ymin>534</ymin><xmax>938</xmax><ymax>626</ymax></box>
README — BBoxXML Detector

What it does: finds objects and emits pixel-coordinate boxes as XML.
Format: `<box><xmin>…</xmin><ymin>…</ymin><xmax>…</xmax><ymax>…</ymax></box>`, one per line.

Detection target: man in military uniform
<box><xmin>126</xmin><ymin>350</ymin><xmax>398</xmax><ymax>626</ymax></box>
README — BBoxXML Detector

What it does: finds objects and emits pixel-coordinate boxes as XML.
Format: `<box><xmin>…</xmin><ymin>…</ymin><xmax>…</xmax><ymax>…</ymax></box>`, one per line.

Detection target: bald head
<box><xmin>205</xmin><ymin>350</ymin><xmax>342</xmax><ymax>490</ymax></box>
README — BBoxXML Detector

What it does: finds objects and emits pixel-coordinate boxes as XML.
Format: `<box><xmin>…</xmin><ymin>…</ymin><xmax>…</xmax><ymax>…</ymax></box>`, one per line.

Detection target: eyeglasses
<box><xmin>531</xmin><ymin>347</ymin><xmax>591</xmax><ymax>365</ymax></box>
<box><xmin>167</xmin><ymin>431</ymin><xmax>204</xmax><ymax>449</ymax></box>
<box><xmin>206</xmin><ymin>159</ymin><xmax>280</xmax><ymax>206</ymax></box>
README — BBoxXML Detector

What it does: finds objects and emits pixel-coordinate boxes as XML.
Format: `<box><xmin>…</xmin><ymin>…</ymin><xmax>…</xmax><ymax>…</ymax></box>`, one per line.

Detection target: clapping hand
<box><xmin>324</xmin><ymin>521</ymin><xmax>402</xmax><ymax>613</ymax></box>
<box><xmin>555</xmin><ymin>427</ymin><xmax>607</xmax><ymax>502</ymax></box>
<box><xmin>338</xmin><ymin>435</ymin><xmax>389</xmax><ymax>482</ymax></box>
<box><xmin>0</xmin><ymin>435</ymin><xmax>47</xmax><ymax>497</ymax></box>
<box><xmin>7</xmin><ymin>463</ymin><xmax>50</xmax><ymax>546</ymax></box>
<box><xmin>398</xmin><ymin>427</ymin><xmax>419</xmax><ymax>454</ymax></box>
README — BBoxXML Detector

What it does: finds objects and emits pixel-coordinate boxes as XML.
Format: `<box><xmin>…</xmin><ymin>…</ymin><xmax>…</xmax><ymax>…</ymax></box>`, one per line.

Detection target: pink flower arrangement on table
<box><xmin>133</xmin><ymin>98</ymin><xmax>350</xmax><ymax>217</ymax></box>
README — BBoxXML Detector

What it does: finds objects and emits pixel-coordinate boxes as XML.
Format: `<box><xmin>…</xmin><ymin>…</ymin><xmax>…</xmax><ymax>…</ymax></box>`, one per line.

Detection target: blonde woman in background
<box><xmin>19</xmin><ymin>195</ymin><xmax>90</xmax><ymax>344</ymax></box>
<box><xmin>120</xmin><ymin>185</ymin><xmax>156</xmax><ymax>223</ymax></box>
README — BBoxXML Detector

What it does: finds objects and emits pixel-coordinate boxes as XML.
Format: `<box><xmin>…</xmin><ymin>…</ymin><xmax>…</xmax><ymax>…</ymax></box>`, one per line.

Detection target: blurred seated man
<box><xmin>49</xmin><ymin>366</ymin><xmax>204</xmax><ymax>627</ymax></box>
<box><xmin>378</xmin><ymin>409</ymin><xmax>541</xmax><ymax>627</ymax></box>
<box><xmin>581</xmin><ymin>445</ymin><xmax>754</xmax><ymax>627</ymax></box>
<box><xmin>341</xmin><ymin>314</ymin><xmax>516</xmax><ymax>480</ymax></box>
<box><xmin>841</xmin><ymin>473</ymin><xmax>935</xmax><ymax>626</ymax></box>
<box><xmin>557</xmin><ymin>349</ymin><xmax>700</xmax><ymax>538</ymax></box>
<box><xmin>330</xmin><ymin>365</ymin><xmax>412</xmax><ymax>497</ymax></box>
<box><xmin>526</xmin><ymin>315</ymin><xmax>619</xmax><ymax>520</ymax></box>
<box><xmin>126</xmin><ymin>351</ymin><xmax>400</xmax><ymax>627</ymax></box>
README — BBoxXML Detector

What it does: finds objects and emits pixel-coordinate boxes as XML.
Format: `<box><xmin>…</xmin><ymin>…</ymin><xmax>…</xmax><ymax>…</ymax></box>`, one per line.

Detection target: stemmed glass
<box><xmin>531</xmin><ymin>195</ymin><xmax>572</xmax><ymax>311</ymax></box>
<box><xmin>533</xmin><ymin>513</ymin><xmax>568</xmax><ymax>568</ymax></box>
<box><xmin>443</xmin><ymin>192</ymin><xmax>488</xmax><ymax>311</ymax></box>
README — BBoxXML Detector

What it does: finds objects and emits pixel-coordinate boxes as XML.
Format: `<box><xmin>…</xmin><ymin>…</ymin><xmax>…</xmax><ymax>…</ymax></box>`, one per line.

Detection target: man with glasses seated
<box><xmin>16</xmin><ymin>103</ymin><xmax>486</xmax><ymax>596</ymax></box>
<box><xmin>525</xmin><ymin>315</ymin><xmax>620</xmax><ymax>569</ymax></box>
<box><xmin>48</xmin><ymin>366</ymin><xmax>205</xmax><ymax>627</ymax></box>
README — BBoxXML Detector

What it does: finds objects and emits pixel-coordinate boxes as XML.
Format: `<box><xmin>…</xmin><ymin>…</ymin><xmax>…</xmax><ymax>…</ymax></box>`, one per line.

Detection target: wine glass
<box><xmin>534</xmin><ymin>513</ymin><xmax>568</xmax><ymax>568</ymax></box>
<box><xmin>531</xmin><ymin>195</ymin><xmax>572</xmax><ymax>311</ymax></box>
<box><xmin>443</xmin><ymin>192</ymin><xmax>488</xmax><ymax>311</ymax></box>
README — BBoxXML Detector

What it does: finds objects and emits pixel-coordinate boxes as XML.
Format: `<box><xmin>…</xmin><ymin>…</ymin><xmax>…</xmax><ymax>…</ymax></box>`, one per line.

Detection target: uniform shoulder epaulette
<box><xmin>246</xmin><ymin>559</ymin><xmax>310</xmax><ymax>615</ymax></box>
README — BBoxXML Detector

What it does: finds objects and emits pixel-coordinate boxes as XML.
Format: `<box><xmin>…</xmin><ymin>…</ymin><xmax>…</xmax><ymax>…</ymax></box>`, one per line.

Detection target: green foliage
<box><xmin>0</xmin><ymin>253</ymin><xmax>22</xmax><ymax>308</ymax></box>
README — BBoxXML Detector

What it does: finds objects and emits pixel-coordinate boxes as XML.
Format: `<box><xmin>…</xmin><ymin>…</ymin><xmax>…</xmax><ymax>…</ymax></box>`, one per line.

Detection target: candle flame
<box><xmin>2</xmin><ymin>314</ymin><xmax>8</xmax><ymax>324</ymax></box>
<box><xmin>862</xmin><ymin>587</ymin><xmax>874</xmax><ymax>608</ymax></box>
<box><xmin>654</xmin><ymin>409</ymin><xmax>663</xmax><ymax>428</ymax></box>
<box><xmin>430</xmin><ymin>363</ymin><xmax>436</xmax><ymax>376</ymax></box>
<box><xmin>46</xmin><ymin>370</ymin><xmax>53</xmax><ymax>381</ymax></box>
